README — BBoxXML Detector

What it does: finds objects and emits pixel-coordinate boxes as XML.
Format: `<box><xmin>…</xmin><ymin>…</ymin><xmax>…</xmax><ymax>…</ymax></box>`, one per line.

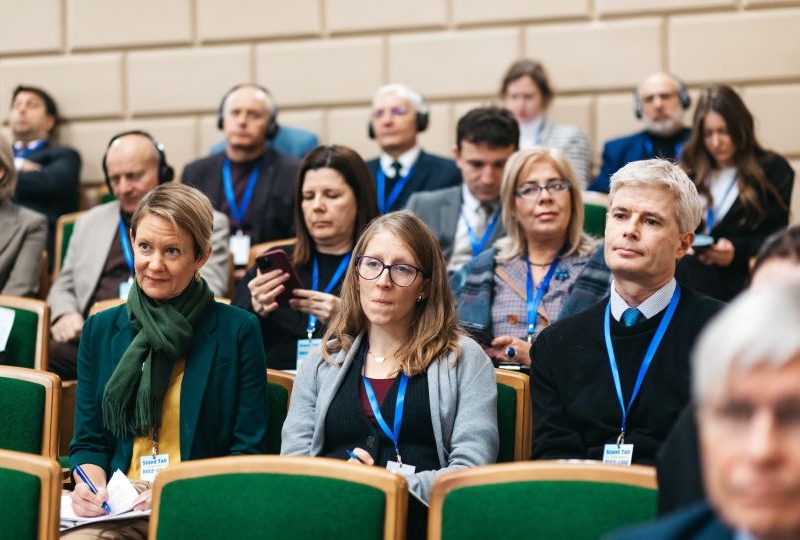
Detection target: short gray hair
<box><xmin>609</xmin><ymin>159</ymin><xmax>702</xmax><ymax>234</ymax></box>
<box><xmin>372</xmin><ymin>83</ymin><xmax>429</xmax><ymax>114</ymax></box>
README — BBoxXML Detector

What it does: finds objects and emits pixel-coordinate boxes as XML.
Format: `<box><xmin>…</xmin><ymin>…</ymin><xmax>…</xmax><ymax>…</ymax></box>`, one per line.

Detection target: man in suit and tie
<box><xmin>406</xmin><ymin>106</ymin><xmax>519</xmax><ymax>273</ymax></box>
<box><xmin>9</xmin><ymin>85</ymin><xmax>82</xmax><ymax>267</ymax></box>
<box><xmin>366</xmin><ymin>83</ymin><xmax>461</xmax><ymax>213</ymax></box>
<box><xmin>47</xmin><ymin>131</ymin><xmax>229</xmax><ymax>380</ymax></box>
<box><xmin>590</xmin><ymin>72</ymin><xmax>692</xmax><ymax>193</ymax></box>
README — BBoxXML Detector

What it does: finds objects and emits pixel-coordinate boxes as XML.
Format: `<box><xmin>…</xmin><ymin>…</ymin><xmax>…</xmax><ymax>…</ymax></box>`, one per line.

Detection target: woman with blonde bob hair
<box><xmin>282</xmin><ymin>210</ymin><xmax>499</xmax><ymax>512</ymax></box>
<box><xmin>452</xmin><ymin>147</ymin><xmax>608</xmax><ymax>367</ymax></box>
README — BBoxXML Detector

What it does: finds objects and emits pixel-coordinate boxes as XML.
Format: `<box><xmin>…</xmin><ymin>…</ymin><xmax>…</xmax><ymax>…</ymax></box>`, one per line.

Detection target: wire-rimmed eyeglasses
<box><xmin>515</xmin><ymin>181</ymin><xmax>571</xmax><ymax>200</ymax></box>
<box><xmin>355</xmin><ymin>256</ymin><xmax>426</xmax><ymax>287</ymax></box>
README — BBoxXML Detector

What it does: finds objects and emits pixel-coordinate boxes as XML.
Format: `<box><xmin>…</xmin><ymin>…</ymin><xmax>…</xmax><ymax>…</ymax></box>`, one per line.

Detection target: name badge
<box><xmin>119</xmin><ymin>278</ymin><xmax>133</xmax><ymax>300</ymax></box>
<box><xmin>229</xmin><ymin>231</ymin><xmax>251</xmax><ymax>266</ymax></box>
<box><xmin>296</xmin><ymin>338</ymin><xmax>322</xmax><ymax>371</ymax></box>
<box><xmin>140</xmin><ymin>453</ymin><xmax>170</xmax><ymax>482</ymax></box>
<box><xmin>602</xmin><ymin>443</ymin><xmax>634</xmax><ymax>466</ymax></box>
<box><xmin>386</xmin><ymin>461</ymin><xmax>416</xmax><ymax>476</ymax></box>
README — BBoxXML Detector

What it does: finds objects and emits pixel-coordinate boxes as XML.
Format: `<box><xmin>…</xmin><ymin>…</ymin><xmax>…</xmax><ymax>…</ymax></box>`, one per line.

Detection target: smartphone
<box><xmin>255</xmin><ymin>249</ymin><xmax>305</xmax><ymax>307</ymax></box>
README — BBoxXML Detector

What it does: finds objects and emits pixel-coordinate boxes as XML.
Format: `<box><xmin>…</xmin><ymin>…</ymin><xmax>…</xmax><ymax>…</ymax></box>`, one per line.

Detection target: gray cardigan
<box><xmin>281</xmin><ymin>333</ymin><xmax>499</xmax><ymax>502</ymax></box>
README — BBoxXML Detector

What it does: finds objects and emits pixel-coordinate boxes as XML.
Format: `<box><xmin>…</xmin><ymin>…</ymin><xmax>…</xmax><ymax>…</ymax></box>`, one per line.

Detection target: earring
<box><xmin>417</xmin><ymin>295</ymin><xmax>424</xmax><ymax>303</ymax></box>
<box><xmin>194</xmin><ymin>269</ymin><xmax>201</xmax><ymax>281</ymax></box>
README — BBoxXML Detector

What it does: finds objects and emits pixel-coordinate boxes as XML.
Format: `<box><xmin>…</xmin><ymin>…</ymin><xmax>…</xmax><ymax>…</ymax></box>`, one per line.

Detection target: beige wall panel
<box><xmin>598</xmin><ymin>0</ymin><xmax>733</xmax><ymax>16</ymax></box>
<box><xmin>453</xmin><ymin>100</ymin><xmax>499</xmax><ymax>125</ymax></box>
<box><xmin>199</xmin><ymin>115</ymin><xmax>223</xmax><ymax>157</ymax></box>
<box><xmin>279</xmin><ymin>110</ymin><xmax>326</xmax><ymax>144</ymax></box>
<box><xmin>418</xmin><ymin>102</ymin><xmax>453</xmax><ymax>156</ymax></box>
<box><xmin>68</xmin><ymin>0</ymin><xmax>191</xmax><ymax>50</ymax></box>
<box><xmin>670</xmin><ymin>9</ymin><xmax>800</xmax><ymax>83</ymax></box>
<box><xmin>197</xmin><ymin>0</ymin><xmax>321</xmax><ymax>42</ymax></box>
<box><xmin>525</xmin><ymin>19</ymin><xmax>662</xmax><ymax>92</ymax></box>
<box><xmin>127</xmin><ymin>47</ymin><xmax>250</xmax><ymax>115</ymax></box>
<box><xmin>453</xmin><ymin>0</ymin><xmax>589</xmax><ymax>25</ymax></box>
<box><xmin>256</xmin><ymin>38</ymin><xmax>383</xmax><ymax>106</ymax></box>
<box><xmin>744</xmin><ymin>0</ymin><xmax>800</xmax><ymax>6</ymax></box>
<box><xmin>326</xmin><ymin>0</ymin><xmax>446</xmax><ymax>33</ymax></box>
<box><xmin>743</xmin><ymin>85</ymin><xmax>800</xmax><ymax>156</ymax></box>
<box><xmin>595</xmin><ymin>93</ymin><xmax>644</xmax><ymax>154</ymax></box>
<box><xmin>0</xmin><ymin>0</ymin><xmax>61</xmax><ymax>54</ymax></box>
<box><xmin>0</xmin><ymin>54</ymin><xmax>123</xmax><ymax>121</ymax></box>
<box><xmin>327</xmin><ymin>106</ymin><xmax>382</xmax><ymax>159</ymax></box>
<box><xmin>389</xmin><ymin>29</ymin><xmax>519</xmax><ymax>99</ymax></box>
<box><xmin>549</xmin><ymin>96</ymin><xmax>594</xmax><ymax>139</ymax></box>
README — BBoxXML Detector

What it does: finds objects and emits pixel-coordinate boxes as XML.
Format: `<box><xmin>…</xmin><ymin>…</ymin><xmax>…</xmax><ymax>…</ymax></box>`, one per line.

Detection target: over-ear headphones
<box><xmin>634</xmin><ymin>74</ymin><xmax>691</xmax><ymax>119</ymax></box>
<box><xmin>368</xmin><ymin>84</ymin><xmax>430</xmax><ymax>139</ymax></box>
<box><xmin>217</xmin><ymin>83</ymin><xmax>280</xmax><ymax>141</ymax></box>
<box><xmin>102</xmin><ymin>130</ymin><xmax>175</xmax><ymax>192</ymax></box>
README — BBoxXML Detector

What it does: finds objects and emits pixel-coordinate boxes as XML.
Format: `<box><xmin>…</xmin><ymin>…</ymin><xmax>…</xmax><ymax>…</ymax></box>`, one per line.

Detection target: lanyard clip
<box><xmin>396</xmin><ymin>453</ymin><xmax>403</xmax><ymax>465</ymax></box>
<box><xmin>616</xmin><ymin>430</ymin><xmax>625</xmax><ymax>447</ymax></box>
<box><xmin>152</xmin><ymin>429</ymin><xmax>159</xmax><ymax>458</ymax></box>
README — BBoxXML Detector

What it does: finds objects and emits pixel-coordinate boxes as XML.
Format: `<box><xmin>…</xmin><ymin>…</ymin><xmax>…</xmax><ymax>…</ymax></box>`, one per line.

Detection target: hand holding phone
<box><xmin>254</xmin><ymin>249</ymin><xmax>305</xmax><ymax>308</ymax></box>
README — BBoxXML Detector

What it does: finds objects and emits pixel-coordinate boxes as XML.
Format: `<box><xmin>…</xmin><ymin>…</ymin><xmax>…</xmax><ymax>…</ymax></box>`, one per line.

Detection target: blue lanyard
<box><xmin>306</xmin><ymin>253</ymin><xmax>351</xmax><ymax>338</ymax></box>
<box><xmin>361</xmin><ymin>345</ymin><xmax>409</xmax><ymax>463</ymax></box>
<box><xmin>376</xmin><ymin>164</ymin><xmax>415</xmax><ymax>214</ymax></box>
<box><xmin>461</xmin><ymin>208</ymin><xmax>500</xmax><ymax>256</ymax></box>
<box><xmin>643</xmin><ymin>137</ymin><xmax>682</xmax><ymax>160</ymax></box>
<box><xmin>13</xmin><ymin>140</ymin><xmax>46</xmax><ymax>158</ymax></box>
<box><xmin>524</xmin><ymin>253</ymin><xmax>561</xmax><ymax>342</ymax></box>
<box><xmin>705</xmin><ymin>173</ymin><xmax>738</xmax><ymax>233</ymax></box>
<box><xmin>603</xmin><ymin>286</ymin><xmax>681</xmax><ymax>444</ymax></box>
<box><xmin>117</xmin><ymin>218</ymin><xmax>135</xmax><ymax>275</ymax></box>
<box><xmin>222</xmin><ymin>159</ymin><xmax>260</xmax><ymax>228</ymax></box>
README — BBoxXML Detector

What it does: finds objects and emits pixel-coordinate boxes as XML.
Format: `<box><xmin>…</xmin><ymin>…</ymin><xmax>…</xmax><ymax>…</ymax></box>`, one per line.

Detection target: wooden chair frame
<box><xmin>247</xmin><ymin>237</ymin><xmax>297</xmax><ymax>269</ymax></box>
<box><xmin>428</xmin><ymin>460</ymin><xmax>657</xmax><ymax>539</ymax></box>
<box><xmin>267</xmin><ymin>368</ymin><xmax>294</xmax><ymax>399</ymax></box>
<box><xmin>494</xmin><ymin>369</ymin><xmax>531</xmax><ymax>461</ymax></box>
<box><xmin>0</xmin><ymin>366</ymin><xmax>61</xmax><ymax>460</ymax></box>
<box><xmin>149</xmin><ymin>455</ymin><xmax>408</xmax><ymax>540</ymax></box>
<box><xmin>0</xmin><ymin>449</ymin><xmax>61</xmax><ymax>540</ymax></box>
<box><xmin>0</xmin><ymin>295</ymin><xmax>50</xmax><ymax>371</ymax></box>
<box><xmin>52</xmin><ymin>210</ymin><xmax>85</xmax><ymax>280</ymax></box>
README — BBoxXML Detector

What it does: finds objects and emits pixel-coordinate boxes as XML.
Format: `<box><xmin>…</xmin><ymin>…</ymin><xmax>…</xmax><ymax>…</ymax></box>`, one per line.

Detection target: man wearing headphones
<box><xmin>183</xmin><ymin>83</ymin><xmax>298</xmax><ymax>270</ymax></box>
<box><xmin>589</xmin><ymin>72</ymin><xmax>692</xmax><ymax>193</ymax></box>
<box><xmin>46</xmin><ymin>131</ymin><xmax>230</xmax><ymax>380</ymax></box>
<box><xmin>367</xmin><ymin>83</ymin><xmax>461</xmax><ymax>213</ymax></box>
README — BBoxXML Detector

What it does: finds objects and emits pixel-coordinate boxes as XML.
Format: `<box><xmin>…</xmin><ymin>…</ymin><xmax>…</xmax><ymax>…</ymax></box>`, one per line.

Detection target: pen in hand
<box><xmin>74</xmin><ymin>464</ymin><xmax>112</xmax><ymax>513</ymax></box>
<box><xmin>346</xmin><ymin>449</ymin><xmax>366</xmax><ymax>464</ymax></box>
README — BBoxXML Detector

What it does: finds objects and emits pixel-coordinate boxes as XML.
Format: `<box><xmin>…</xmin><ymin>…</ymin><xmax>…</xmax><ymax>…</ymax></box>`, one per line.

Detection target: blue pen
<box><xmin>346</xmin><ymin>449</ymin><xmax>366</xmax><ymax>464</ymax></box>
<box><xmin>74</xmin><ymin>464</ymin><xmax>112</xmax><ymax>513</ymax></box>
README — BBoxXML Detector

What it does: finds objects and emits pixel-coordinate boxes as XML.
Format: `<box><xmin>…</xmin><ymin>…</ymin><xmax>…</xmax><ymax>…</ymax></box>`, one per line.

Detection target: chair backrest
<box><xmin>150</xmin><ymin>455</ymin><xmax>408</xmax><ymax>540</ymax></box>
<box><xmin>0</xmin><ymin>449</ymin><xmax>61</xmax><ymax>540</ymax></box>
<box><xmin>494</xmin><ymin>369</ymin><xmax>531</xmax><ymax>462</ymax></box>
<box><xmin>88</xmin><ymin>297</ymin><xmax>125</xmax><ymax>316</ymax></box>
<box><xmin>582</xmin><ymin>190</ymin><xmax>609</xmax><ymax>238</ymax></box>
<box><xmin>0</xmin><ymin>295</ymin><xmax>50</xmax><ymax>370</ymax></box>
<box><xmin>39</xmin><ymin>251</ymin><xmax>50</xmax><ymax>299</ymax></box>
<box><xmin>52</xmin><ymin>210</ymin><xmax>84</xmax><ymax>280</ymax></box>
<box><xmin>247</xmin><ymin>237</ymin><xmax>297</xmax><ymax>269</ymax></box>
<box><xmin>428</xmin><ymin>460</ymin><xmax>658</xmax><ymax>540</ymax></box>
<box><xmin>266</xmin><ymin>369</ymin><xmax>294</xmax><ymax>454</ymax></box>
<box><xmin>0</xmin><ymin>366</ymin><xmax>61</xmax><ymax>459</ymax></box>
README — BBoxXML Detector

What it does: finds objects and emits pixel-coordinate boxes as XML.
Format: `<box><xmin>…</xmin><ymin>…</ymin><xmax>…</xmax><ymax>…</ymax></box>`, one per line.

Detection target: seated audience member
<box><xmin>182</xmin><ymin>83</ymin><xmax>298</xmax><ymax>268</ymax></box>
<box><xmin>656</xmin><ymin>225</ymin><xmax>800</xmax><ymax>516</ymax></box>
<box><xmin>608</xmin><ymin>282</ymin><xmax>800</xmax><ymax>540</ymax></box>
<box><xmin>0</xmin><ymin>133</ymin><xmax>47</xmax><ymax>297</ymax></box>
<box><xmin>9</xmin><ymin>85</ymin><xmax>81</xmax><ymax>267</ymax></box>
<box><xmin>451</xmin><ymin>147</ymin><xmax>608</xmax><ymax>368</ymax></box>
<box><xmin>590</xmin><ymin>73</ymin><xmax>692</xmax><ymax>193</ymax></box>
<box><xmin>66</xmin><ymin>184</ymin><xmax>267</xmax><ymax>539</ymax></box>
<box><xmin>281</xmin><ymin>211</ymin><xmax>499</xmax><ymax>511</ymax></box>
<box><xmin>531</xmin><ymin>159</ymin><xmax>723</xmax><ymax>465</ymax></box>
<box><xmin>47</xmin><ymin>131</ymin><xmax>229</xmax><ymax>380</ymax></box>
<box><xmin>232</xmin><ymin>145</ymin><xmax>380</xmax><ymax>370</ymax></box>
<box><xmin>366</xmin><ymin>84</ymin><xmax>461</xmax><ymax>213</ymax></box>
<box><xmin>676</xmin><ymin>84</ymin><xmax>794</xmax><ymax>302</ymax></box>
<box><xmin>406</xmin><ymin>106</ymin><xmax>519</xmax><ymax>273</ymax></box>
<box><xmin>500</xmin><ymin>59</ymin><xmax>593</xmax><ymax>187</ymax></box>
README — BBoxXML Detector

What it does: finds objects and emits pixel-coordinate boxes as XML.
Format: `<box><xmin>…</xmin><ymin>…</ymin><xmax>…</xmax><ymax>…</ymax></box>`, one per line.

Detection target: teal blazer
<box><xmin>70</xmin><ymin>301</ymin><xmax>268</xmax><ymax>476</ymax></box>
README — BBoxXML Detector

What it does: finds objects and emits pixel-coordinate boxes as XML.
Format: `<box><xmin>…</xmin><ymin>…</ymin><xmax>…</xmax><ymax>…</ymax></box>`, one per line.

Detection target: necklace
<box><xmin>528</xmin><ymin>259</ymin><xmax>554</xmax><ymax>268</ymax></box>
<box><xmin>368</xmin><ymin>350</ymin><xmax>386</xmax><ymax>363</ymax></box>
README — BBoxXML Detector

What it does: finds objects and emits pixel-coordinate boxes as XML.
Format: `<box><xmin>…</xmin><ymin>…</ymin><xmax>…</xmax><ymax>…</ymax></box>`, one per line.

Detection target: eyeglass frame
<box><xmin>354</xmin><ymin>255</ymin><xmax>427</xmax><ymax>287</ymax></box>
<box><xmin>514</xmin><ymin>180</ymin><xmax>571</xmax><ymax>200</ymax></box>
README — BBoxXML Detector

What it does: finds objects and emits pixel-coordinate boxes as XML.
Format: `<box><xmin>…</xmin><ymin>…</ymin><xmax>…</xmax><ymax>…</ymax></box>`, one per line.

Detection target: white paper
<box><xmin>0</xmin><ymin>307</ymin><xmax>15</xmax><ymax>352</ymax></box>
<box><xmin>60</xmin><ymin>469</ymin><xmax>149</xmax><ymax>531</ymax></box>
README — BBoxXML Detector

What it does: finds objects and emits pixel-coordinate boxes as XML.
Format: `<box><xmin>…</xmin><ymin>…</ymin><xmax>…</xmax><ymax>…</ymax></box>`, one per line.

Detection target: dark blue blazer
<box><xmin>367</xmin><ymin>150</ymin><xmax>461</xmax><ymax>211</ymax></box>
<box><xmin>590</xmin><ymin>128</ymin><xmax>691</xmax><ymax>193</ymax></box>
<box><xmin>605</xmin><ymin>502</ymin><xmax>734</xmax><ymax>540</ymax></box>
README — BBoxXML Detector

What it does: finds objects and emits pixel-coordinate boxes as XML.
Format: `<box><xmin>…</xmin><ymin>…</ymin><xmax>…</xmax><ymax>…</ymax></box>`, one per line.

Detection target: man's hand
<box><xmin>51</xmin><ymin>312</ymin><xmax>85</xmax><ymax>343</ymax></box>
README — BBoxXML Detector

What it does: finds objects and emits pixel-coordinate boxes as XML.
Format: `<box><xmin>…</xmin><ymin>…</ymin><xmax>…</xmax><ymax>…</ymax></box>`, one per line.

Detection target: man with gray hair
<box><xmin>366</xmin><ymin>83</ymin><xmax>461</xmax><ymax>212</ymax></box>
<box><xmin>608</xmin><ymin>282</ymin><xmax>800</xmax><ymax>539</ymax></box>
<box><xmin>531</xmin><ymin>158</ymin><xmax>722</xmax><ymax>464</ymax></box>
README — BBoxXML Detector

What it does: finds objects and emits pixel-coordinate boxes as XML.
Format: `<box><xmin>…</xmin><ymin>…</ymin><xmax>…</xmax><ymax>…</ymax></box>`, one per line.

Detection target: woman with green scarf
<box><xmin>66</xmin><ymin>183</ymin><xmax>268</xmax><ymax>538</ymax></box>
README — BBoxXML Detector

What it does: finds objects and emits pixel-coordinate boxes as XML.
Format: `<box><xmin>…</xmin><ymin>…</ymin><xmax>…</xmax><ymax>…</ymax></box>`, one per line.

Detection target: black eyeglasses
<box><xmin>355</xmin><ymin>256</ymin><xmax>426</xmax><ymax>287</ymax></box>
<box><xmin>515</xmin><ymin>181</ymin><xmax>570</xmax><ymax>200</ymax></box>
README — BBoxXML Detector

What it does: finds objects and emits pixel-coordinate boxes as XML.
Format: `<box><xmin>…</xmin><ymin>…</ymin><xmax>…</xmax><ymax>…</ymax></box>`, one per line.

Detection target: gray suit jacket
<box><xmin>0</xmin><ymin>199</ymin><xmax>47</xmax><ymax>297</ymax></box>
<box><xmin>47</xmin><ymin>201</ymin><xmax>231</xmax><ymax>322</ymax></box>
<box><xmin>406</xmin><ymin>185</ymin><xmax>506</xmax><ymax>263</ymax></box>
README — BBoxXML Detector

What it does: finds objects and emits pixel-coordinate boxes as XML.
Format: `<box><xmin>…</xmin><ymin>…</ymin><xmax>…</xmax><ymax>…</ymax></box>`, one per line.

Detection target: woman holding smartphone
<box><xmin>232</xmin><ymin>145</ymin><xmax>379</xmax><ymax>370</ymax></box>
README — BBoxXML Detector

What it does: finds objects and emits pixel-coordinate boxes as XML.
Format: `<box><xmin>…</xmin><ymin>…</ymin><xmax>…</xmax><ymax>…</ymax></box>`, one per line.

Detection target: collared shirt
<box><xmin>379</xmin><ymin>146</ymin><xmax>420</xmax><ymax>178</ymax></box>
<box><xmin>447</xmin><ymin>184</ymin><xmax>498</xmax><ymax>273</ymax></box>
<box><xmin>13</xmin><ymin>138</ymin><xmax>46</xmax><ymax>170</ymax></box>
<box><xmin>609</xmin><ymin>278</ymin><xmax>677</xmax><ymax>322</ymax></box>
<box><xmin>518</xmin><ymin>117</ymin><xmax>545</xmax><ymax>149</ymax></box>
<box><xmin>705</xmin><ymin>166</ymin><xmax>739</xmax><ymax>225</ymax></box>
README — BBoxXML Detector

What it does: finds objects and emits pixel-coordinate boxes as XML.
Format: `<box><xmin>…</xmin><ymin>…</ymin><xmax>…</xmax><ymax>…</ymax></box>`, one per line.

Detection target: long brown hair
<box><xmin>321</xmin><ymin>211</ymin><xmax>461</xmax><ymax>375</ymax></box>
<box><xmin>681</xmin><ymin>84</ymin><xmax>788</xmax><ymax>229</ymax></box>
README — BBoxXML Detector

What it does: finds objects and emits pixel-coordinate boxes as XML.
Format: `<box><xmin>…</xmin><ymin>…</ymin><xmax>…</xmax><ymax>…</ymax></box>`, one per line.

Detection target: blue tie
<box><xmin>622</xmin><ymin>308</ymin><xmax>642</xmax><ymax>327</ymax></box>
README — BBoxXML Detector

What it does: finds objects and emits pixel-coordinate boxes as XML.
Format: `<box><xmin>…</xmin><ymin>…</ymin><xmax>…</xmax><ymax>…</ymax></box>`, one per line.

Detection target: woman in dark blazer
<box><xmin>67</xmin><ymin>184</ymin><xmax>267</xmax><ymax>537</ymax></box>
<box><xmin>677</xmin><ymin>84</ymin><xmax>794</xmax><ymax>301</ymax></box>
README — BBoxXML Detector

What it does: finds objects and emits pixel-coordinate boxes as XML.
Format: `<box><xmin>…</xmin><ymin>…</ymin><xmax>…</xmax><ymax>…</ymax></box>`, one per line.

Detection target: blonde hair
<box><xmin>0</xmin><ymin>133</ymin><xmax>18</xmax><ymax>201</ymax></box>
<box><xmin>321</xmin><ymin>211</ymin><xmax>461</xmax><ymax>375</ymax></box>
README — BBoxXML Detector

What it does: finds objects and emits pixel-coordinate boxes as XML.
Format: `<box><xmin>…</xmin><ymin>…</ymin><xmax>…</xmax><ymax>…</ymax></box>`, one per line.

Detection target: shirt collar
<box><xmin>461</xmin><ymin>182</ymin><xmax>497</xmax><ymax>215</ymax></box>
<box><xmin>13</xmin><ymin>139</ymin><xmax>46</xmax><ymax>150</ymax></box>
<box><xmin>379</xmin><ymin>146</ymin><xmax>420</xmax><ymax>177</ymax></box>
<box><xmin>609</xmin><ymin>278</ymin><xmax>677</xmax><ymax>321</ymax></box>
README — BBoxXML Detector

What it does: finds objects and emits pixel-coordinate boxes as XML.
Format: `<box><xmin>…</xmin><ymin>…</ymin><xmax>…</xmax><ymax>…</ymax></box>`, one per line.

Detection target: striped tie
<box><xmin>622</xmin><ymin>308</ymin><xmax>642</xmax><ymax>327</ymax></box>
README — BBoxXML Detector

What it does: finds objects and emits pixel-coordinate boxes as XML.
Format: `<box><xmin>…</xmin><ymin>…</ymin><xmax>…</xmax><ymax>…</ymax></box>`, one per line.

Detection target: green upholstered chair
<box><xmin>582</xmin><ymin>190</ymin><xmax>609</xmax><ymax>238</ymax></box>
<box><xmin>428</xmin><ymin>461</ymin><xmax>658</xmax><ymax>540</ymax></box>
<box><xmin>0</xmin><ymin>366</ymin><xmax>61</xmax><ymax>460</ymax></box>
<box><xmin>0</xmin><ymin>449</ymin><xmax>61</xmax><ymax>540</ymax></box>
<box><xmin>52</xmin><ymin>210</ymin><xmax>84</xmax><ymax>280</ymax></box>
<box><xmin>266</xmin><ymin>369</ymin><xmax>294</xmax><ymax>454</ymax></box>
<box><xmin>150</xmin><ymin>455</ymin><xmax>408</xmax><ymax>540</ymax></box>
<box><xmin>494</xmin><ymin>369</ymin><xmax>531</xmax><ymax>462</ymax></box>
<box><xmin>0</xmin><ymin>295</ymin><xmax>50</xmax><ymax>370</ymax></box>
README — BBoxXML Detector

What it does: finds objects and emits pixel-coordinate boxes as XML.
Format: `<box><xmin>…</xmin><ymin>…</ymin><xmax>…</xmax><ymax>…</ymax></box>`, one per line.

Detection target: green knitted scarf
<box><xmin>102</xmin><ymin>277</ymin><xmax>213</xmax><ymax>438</ymax></box>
